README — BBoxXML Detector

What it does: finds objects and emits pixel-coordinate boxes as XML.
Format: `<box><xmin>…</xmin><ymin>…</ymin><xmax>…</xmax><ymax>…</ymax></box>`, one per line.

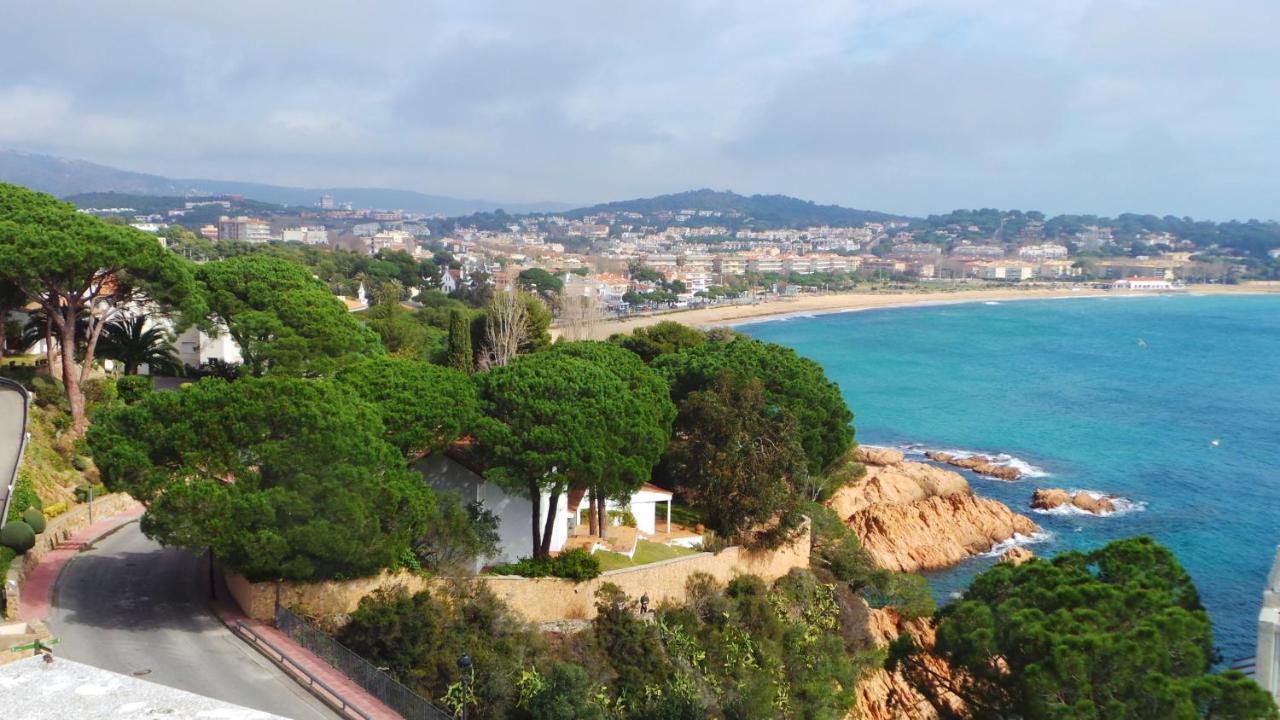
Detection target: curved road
<box><xmin>47</xmin><ymin>521</ymin><xmax>336</xmax><ymax>719</ymax></box>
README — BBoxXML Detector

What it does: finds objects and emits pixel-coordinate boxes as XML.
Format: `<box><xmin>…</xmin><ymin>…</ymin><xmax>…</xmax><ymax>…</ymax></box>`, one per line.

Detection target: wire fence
<box><xmin>274</xmin><ymin>606</ymin><xmax>453</xmax><ymax>720</ymax></box>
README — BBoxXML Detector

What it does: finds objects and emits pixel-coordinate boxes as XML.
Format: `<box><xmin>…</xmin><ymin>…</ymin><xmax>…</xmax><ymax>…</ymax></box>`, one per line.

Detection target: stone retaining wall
<box><xmin>3</xmin><ymin>493</ymin><xmax>138</xmax><ymax>620</ymax></box>
<box><xmin>226</xmin><ymin>520</ymin><xmax>811</xmax><ymax>625</ymax></box>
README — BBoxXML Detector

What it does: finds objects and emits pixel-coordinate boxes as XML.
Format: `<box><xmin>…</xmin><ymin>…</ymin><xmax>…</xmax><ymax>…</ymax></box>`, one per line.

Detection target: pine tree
<box><xmin>447</xmin><ymin>309</ymin><xmax>474</xmax><ymax>374</ymax></box>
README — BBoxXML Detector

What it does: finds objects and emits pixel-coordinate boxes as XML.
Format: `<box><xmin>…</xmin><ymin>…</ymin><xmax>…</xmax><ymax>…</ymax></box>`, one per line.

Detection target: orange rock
<box><xmin>999</xmin><ymin>546</ymin><xmax>1035</xmax><ymax>565</ymax></box>
<box><xmin>828</xmin><ymin>460</ymin><xmax>1041</xmax><ymax>573</ymax></box>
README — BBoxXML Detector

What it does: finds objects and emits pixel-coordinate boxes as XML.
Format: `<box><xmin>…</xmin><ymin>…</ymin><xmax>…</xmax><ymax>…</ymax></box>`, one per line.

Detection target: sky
<box><xmin>2</xmin><ymin>0</ymin><xmax>1278</xmax><ymax>219</ymax></box>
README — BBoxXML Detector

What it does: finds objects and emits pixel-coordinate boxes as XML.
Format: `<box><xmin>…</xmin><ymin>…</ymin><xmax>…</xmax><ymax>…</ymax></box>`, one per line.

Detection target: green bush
<box><xmin>21</xmin><ymin>508</ymin><xmax>46</xmax><ymax>534</ymax></box>
<box><xmin>490</xmin><ymin>548</ymin><xmax>602</xmax><ymax>582</ymax></box>
<box><xmin>72</xmin><ymin>455</ymin><xmax>90</xmax><ymax>471</ymax></box>
<box><xmin>7</xmin><ymin>474</ymin><xmax>41</xmax><ymax>523</ymax></box>
<box><xmin>0</xmin><ymin>521</ymin><xmax>36</xmax><ymax>554</ymax></box>
<box><xmin>81</xmin><ymin>377</ymin><xmax>118</xmax><ymax>408</ymax></box>
<box><xmin>115</xmin><ymin>375</ymin><xmax>154</xmax><ymax>404</ymax></box>
<box><xmin>0</xmin><ymin>546</ymin><xmax>15</xmax><ymax>582</ymax></box>
<box><xmin>30</xmin><ymin>375</ymin><xmax>67</xmax><ymax>411</ymax></box>
<box><xmin>73</xmin><ymin>483</ymin><xmax>107</xmax><ymax>503</ymax></box>
<box><xmin>552</xmin><ymin>548</ymin><xmax>602</xmax><ymax>581</ymax></box>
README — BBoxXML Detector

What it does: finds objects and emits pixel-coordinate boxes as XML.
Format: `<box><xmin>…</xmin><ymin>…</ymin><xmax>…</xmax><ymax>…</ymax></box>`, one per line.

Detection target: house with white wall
<box><xmin>413</xmin><ymin>453</ymin><xmax>679</xmax><ymax>567</ymax></box>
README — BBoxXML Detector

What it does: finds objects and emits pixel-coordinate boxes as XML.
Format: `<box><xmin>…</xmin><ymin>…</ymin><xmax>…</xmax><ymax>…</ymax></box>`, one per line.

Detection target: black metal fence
<box><xmin>274</xmin><ymin>606</ymin><xmax>453</xmax><ymax>720</ymax></box>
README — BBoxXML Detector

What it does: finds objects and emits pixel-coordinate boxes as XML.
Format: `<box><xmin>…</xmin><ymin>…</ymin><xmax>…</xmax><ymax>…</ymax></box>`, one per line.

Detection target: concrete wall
<box><xmin>225</xmin><ymin>519</ymin><xmax>811</xmax><ymax>626</ymax></box>
<box><xmin>3</xmin><ymin>493</ymin><xmax>139</xmax><ymax>620</ymax></box>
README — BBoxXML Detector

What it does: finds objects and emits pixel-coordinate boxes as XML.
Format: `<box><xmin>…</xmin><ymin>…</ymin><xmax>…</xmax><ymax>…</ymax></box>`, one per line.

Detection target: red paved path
<box><xmin>19</xmin><ymin>503</ymin><xmax>145</xmax><ymax>622</ymax></box>
<box><xmin>210</xmin><ymin>601</ymin><xmax>402</xmax><ymax>720</ymax></box>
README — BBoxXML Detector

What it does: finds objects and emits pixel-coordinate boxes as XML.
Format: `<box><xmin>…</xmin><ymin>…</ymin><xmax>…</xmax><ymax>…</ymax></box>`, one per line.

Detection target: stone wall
<box><xmin>3</xmin><ymin>493</ymin><xmax>139</xmax><ymax>620</ymax></box>
<box><xmin>225</xmin><ymin>520</ymin><xmax>811</xmax><ymax>625</ymax></box>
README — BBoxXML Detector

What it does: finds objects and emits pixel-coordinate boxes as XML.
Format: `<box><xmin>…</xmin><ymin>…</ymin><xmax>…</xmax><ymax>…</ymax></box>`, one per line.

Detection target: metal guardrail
<box><xmin>235</xmin><ymin>620</ymin><xmax>372</xmax><ymax>720</ymax></box>
<box><xmin>274</xmin><ymin>607</ymin><xmax>452</xmax><ymax>720</ymax></box>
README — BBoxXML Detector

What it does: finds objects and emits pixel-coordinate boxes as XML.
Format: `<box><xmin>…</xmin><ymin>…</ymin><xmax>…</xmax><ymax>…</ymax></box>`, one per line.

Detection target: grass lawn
<box><xmin>595</xmin><ymin>540</ymin><xmax>701</xmax><ymax>572</ymax></box>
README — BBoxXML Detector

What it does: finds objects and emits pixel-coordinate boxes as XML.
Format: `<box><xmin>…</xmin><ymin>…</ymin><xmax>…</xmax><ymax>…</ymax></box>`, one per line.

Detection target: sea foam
<box><xmin>1029</xmin><ymin>490</ymin><xmax>1146</xmax><ymax>517</ymax></box>
<box><xmin>897</xmin><ymin>444</ymin><xmax>1051</xmax><ymax>478</ymax></box>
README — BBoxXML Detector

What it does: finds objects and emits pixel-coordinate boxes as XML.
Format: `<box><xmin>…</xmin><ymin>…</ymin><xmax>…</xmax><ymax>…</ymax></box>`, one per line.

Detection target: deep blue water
<box><xmin>741</xmin><ymin>293</ymin><xmax>1280</xmax><ymax>663</ymax></box>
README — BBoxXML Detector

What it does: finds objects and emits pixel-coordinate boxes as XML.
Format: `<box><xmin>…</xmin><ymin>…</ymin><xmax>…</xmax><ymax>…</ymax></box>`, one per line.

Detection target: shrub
<box><xmin>116</xmin><ymin>375</ymin><xmax>154</xmax><ymax>404</ymax></box>
<box><xmin>0</xmin><ymin>546</ymin><xmax>15</xmax><ymax>582</ymax></box>
<box><xmin>72</xmin><ymin>455</ymin><xmax>90</xmax><ymax>471</ymax></box>
<box><xmin>30</xmin><ymin>375</ymin><xmax>67</xmax><ymax>411</ymax></box>
<box><xmin>73</xmin><ymin>483</ymin><xmax>108</xmax><ymax>503</ymax></box>
<box><xmin>552</xmin><ymin>548</ymin><xmax>602</xmax><ymax>581</ymax></box>
<box><xmin>7</xmin><ymin>474</ymin><xmax>41</xmax><ymax>523</ymax></box>
<box><xmin>607</xmin><ymin>509</ymin><xmax>637</xmax><ymax>528</ymax></box>
<box><xmin>490</xmin><ymin>548</ymin><xmax>602</xmax><ymax>582</ymax></box>
<box><xmin>82</xmin><ymin>377</ymin><xmax>118</xmax><ymax>408</ymax></box>
<box><xmin>21</xmin><ymin>508</ymin><xmax>46</xmax><ymax>534</ymax></box>
<box><xmin>523</xmin><ymin>663</ymin><xmax>606</xmax><ymax>720</ymax></box>
<box><xmin>43</xmin><ymin>501</ymin><xmax>69</xmax><ymax>519</ymax></box>
<box><xmin>0</xmin><ymin>521</ymin><xmax>36</xmax><ymax>554</ymax></box>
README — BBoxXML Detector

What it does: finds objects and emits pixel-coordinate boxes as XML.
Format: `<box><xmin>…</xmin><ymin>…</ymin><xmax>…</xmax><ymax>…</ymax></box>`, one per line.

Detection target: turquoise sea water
<box><xmin>741</xmin><ymin>293</ymin><xmax>1280</xmax><ymax>663</ymax></box>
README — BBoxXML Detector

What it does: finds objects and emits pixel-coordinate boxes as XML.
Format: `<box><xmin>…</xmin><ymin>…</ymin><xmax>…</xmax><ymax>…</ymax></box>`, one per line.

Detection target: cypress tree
<box><xmin>447</xmin><ymin>309</ymin><xmax>474</xmax><ymax>374</ymax></box>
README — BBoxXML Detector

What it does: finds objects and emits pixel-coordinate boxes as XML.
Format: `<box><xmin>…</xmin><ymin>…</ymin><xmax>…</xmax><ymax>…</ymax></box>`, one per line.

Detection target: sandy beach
<box><xmin>560</xmin><ymin>282</ymin><xmax>1280</xmax><ymax>339</ymax></box>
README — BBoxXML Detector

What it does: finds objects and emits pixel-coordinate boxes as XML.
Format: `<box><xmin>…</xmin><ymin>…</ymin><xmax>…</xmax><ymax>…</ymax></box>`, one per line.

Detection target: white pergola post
<box><xmin>666</xmin><ymin>500</ymin><xmax>672</xmax><ymax>534</ymax></box>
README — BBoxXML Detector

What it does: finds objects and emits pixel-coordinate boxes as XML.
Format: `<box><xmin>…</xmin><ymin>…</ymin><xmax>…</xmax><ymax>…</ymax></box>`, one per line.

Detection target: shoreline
<box><xmin>568</xmin><ymin>282</ymin><xmax>1280</xmax><ymax>338</ymax></box>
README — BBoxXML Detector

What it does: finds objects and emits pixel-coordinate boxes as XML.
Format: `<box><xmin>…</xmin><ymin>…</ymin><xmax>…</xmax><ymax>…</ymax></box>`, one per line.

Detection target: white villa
<box><xmin>414</xmin><ymin>453</ymin><xmax>686</xmax><ymax>567</ymax></box>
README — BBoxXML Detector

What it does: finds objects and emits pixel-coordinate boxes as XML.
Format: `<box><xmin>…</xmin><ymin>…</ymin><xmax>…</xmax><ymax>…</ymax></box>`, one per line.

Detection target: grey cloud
<box><xmin>0</xmin><ymin>0</ymin><xmax>1277</xmax><ymax>217</ymax></box>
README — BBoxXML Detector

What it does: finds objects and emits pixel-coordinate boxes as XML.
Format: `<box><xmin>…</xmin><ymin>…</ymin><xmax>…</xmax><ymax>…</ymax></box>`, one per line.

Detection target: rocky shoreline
<box><xmin>830</xmin><ymin>447</ymin><xmax>1042</xmax><ymax>573</ymax></box>
<box><xmin>924</xmin><ymin>450</ymin><xmax>1022</xmax><ymax>481</ymax></box>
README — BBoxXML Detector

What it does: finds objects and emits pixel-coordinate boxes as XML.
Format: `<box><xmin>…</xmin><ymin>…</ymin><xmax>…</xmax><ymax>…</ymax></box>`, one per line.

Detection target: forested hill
<box><xmin>565</xmin><ymin>189</ymin><xmax>909</xmax><ymax>228</ymax></box>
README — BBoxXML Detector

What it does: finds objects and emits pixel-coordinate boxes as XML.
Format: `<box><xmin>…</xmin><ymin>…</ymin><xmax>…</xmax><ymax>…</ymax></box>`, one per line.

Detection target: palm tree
<box><xmin>96</xmin><ymin>315</ymin><xmax>182</xmax><ymax>376</ymax></box>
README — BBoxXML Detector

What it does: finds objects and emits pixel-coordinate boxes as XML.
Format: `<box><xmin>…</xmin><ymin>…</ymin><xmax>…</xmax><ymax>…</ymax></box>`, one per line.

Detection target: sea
<box><xmin>740</xmin><ymin>292</ymin><xmax>1280</xmax><ymax>663</ymax></box>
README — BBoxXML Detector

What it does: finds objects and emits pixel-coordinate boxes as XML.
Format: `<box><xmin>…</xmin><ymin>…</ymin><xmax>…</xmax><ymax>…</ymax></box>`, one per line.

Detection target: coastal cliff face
<box><xmin>831</xmin><ymin>448</ymin><xmax>1040</xmax><ymax>573</ymax></box>
<box><xmin>847</xmin><ymin>599</ymin><xmax>959</xmax><ymax>720</ymax></box>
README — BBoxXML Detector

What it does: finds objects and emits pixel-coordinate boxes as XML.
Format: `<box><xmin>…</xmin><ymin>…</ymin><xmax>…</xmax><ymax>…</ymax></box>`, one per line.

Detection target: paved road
<box><xmin>47</xmin><ymin>521</ymin><xmax>337</xmax><ymax>720</ymax></box>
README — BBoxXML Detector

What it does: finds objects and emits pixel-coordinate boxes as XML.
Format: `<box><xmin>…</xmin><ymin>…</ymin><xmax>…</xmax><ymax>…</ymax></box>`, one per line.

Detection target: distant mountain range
<box><xmin>566</xmin><ymin>188</ymin><xmax>909</xmax><ymax>226</ymax></box>
<box><xmin>0</xmin><ymin>148</ymin><xmax>572</xmax><ymax>216</ymax></box>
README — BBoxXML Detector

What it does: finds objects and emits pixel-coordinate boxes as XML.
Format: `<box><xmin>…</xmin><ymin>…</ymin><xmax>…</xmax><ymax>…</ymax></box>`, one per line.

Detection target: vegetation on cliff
<box><xmin>889</xmin><ymin>536</ymin><xmax>1278</xmax><ymax>719</ymax></box>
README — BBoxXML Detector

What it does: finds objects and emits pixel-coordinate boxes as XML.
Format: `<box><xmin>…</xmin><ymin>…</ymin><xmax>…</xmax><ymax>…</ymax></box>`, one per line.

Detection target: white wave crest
<box><xmin>895</xmin><ymin>444</ymin><xmax>1051</xmax><ymax>478</ymax></box>
<box><xmin>1030</xmin><ymin>490</ymin><xmax>1146</xmax><ymax>517</ymax></box>
<box><xmin>983</xmin><ymin>301</ymin><xmax>1000</xmax><ymax>305</ymax></box>
<box><xmin>977</xmin><ymin>531</ymin><xmax>1053</xmax><ymax>559</ymax></box>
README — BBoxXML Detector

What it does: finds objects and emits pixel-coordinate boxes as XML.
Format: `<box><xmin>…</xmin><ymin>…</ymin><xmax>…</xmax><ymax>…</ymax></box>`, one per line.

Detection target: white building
<box><xmin>173</xmin><ymin>324</ymin><xmax>243</xmax><ymax>370</ymax></box>
<box><xmin>281</xmin><ymin>226</ymin><xmax>330</xmax><ymax>245</ymax></box>
<box><xmin>1104</xmin><ymin>277</ymin><xmax>1175</xmax><ymax>290</ymax></box>
<box><xmin>415</xmin><ymin>454</ymin><xmax>679</xmax><ymax>567</ymax></box>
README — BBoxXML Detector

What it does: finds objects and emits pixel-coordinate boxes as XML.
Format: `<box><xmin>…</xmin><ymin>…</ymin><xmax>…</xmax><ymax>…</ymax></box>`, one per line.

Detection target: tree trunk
<box><xmin>539</xmin><ymin>486</ymin><xmax>562</xmax><ymax>558</ymax></box>
<box><xmin>596</xmin><ymin>494</ymin><xmax>608</xmax><ymax>540</ymax></box>
<box><xmin>529</xmin><ymin>479</ymin><xmax>543</xmax><ymax>559</ymax></box>
<box><xmin>587</xmin><ymin>489</ymin><xmax>598</xmax><ymax>536</ymax></box>
<box><xmin>43</xmin><ymin>318</ymin><xmax>55</xmax><ymax>374</ymax></box>
<box><xmin>57</xmin><ymin>309</ymin><xmax>86</xmax><ymax>434</ymax></box>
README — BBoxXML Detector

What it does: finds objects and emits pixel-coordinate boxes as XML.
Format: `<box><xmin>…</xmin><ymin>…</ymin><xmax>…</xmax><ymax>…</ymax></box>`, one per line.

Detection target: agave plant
<box><xmin>95</xmin><ymin>315</ymin><xmax>183</xmax><ymax>376</ymax></box>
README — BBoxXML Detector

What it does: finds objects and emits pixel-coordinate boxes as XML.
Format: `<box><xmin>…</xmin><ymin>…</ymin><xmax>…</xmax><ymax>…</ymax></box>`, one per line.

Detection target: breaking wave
<box><xmin>896</xmin><ymin>443</ymin><xmax>1052</xmax><ymax>478</ymax></box>
<box><xmin>977</xmin><ymin>531</ymin><xmax>1053</xmax><ymax>558</ymax></box>
<box><xmin>1030</xmin><ymin>490</ymin><xmax>1146</xmax><ymax>517</ymax></box>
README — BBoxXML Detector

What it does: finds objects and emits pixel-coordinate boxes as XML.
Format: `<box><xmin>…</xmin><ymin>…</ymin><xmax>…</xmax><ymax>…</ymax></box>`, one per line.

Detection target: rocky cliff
<box><xmin>830</xmin><ymin>447</ymin><xmax>1041</xmax><ymax>573</ymax></box>
<box><xmin>846</xmin><ymin>598</ymin><xmax>960</xmax><ymax>720</ymax></box>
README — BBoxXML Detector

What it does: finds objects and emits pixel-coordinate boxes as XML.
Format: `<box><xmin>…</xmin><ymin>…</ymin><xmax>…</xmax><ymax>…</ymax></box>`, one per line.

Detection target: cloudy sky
<box><xmin>2</xmin><ymin>0</ymin><xmax>1277</xmax><ymax>218</ymax></box>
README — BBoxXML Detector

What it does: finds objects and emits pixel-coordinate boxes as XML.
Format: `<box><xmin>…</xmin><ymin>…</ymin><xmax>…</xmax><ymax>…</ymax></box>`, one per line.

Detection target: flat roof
<box><xmin>0</xmin><ymin>656</ymin><xmax>288</xmax><ymax>719</ymax></box>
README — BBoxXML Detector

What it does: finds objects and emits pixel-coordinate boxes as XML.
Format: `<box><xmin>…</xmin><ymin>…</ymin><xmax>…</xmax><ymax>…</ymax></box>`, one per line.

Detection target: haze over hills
<box><xmin>0</xmin><ymin>148</ymin><xmax>572</xmax><ymax>216</ymax></box>
<box><xmin>566</xmin><ymin>188</ymin><xmax>908</xmax><ymax>226</ymax></box>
